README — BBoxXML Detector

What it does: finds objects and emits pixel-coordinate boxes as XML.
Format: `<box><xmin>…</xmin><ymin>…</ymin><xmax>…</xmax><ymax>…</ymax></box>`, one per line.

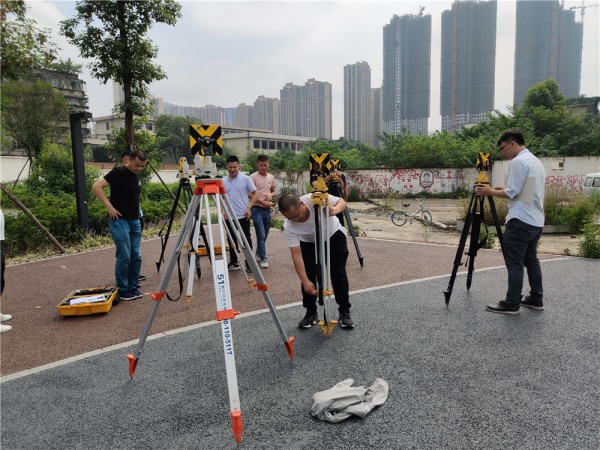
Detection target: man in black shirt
<box><xmin>92</xmin><ymin>149</ymin><xmax>148</xmax><ymax>301</ymax></box>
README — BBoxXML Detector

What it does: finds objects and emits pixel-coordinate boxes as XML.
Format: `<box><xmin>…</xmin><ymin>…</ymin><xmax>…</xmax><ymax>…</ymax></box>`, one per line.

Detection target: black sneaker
<box><xmin>298</xmin><ymin>312</ymin><xmax>318</xmax><ymax>329</ymax></box>
<box><xmin>138</xmin><ymin>274</ymin><xmax>147</xmax><ymax>281</ymax></box>
<box><xmin>228</xmin><ymin>262</ymin><xmax>240</xmax><ymax>271</ymax></box>
<box><xmin>486</xmin><ymin>301</ymin><xmax>520</xmax><ymax>315</ymax></box>
<box><xmin>339</xmin><ymin>310</ymin><xmax>355</xmax><ymax>328</ymax></box>
<box><xmin>119</xmin><ymin>290</ymin><xmax>137</xmax><ymax>301</ymax></box>
<box><xmin>521</xmin><ymin>296</ymin><xmax>544</xmax><ymax>310</ymax></box>
<box><xmin>132</xmin><ymin>289</ymin><xmax>144</xmax><ymax>299</ymax></box>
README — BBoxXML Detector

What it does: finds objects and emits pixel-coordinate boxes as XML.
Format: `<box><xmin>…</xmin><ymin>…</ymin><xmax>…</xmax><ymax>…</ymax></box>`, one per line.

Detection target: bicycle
<box><xmin>391</xmin><ymin>198</ymin><xmax>433</xmax><ymax>226</ymax></box>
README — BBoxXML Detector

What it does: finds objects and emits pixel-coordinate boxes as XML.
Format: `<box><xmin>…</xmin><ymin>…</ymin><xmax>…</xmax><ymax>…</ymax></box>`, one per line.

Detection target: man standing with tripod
<box><xmin>92</xmin><ymin>149</ymin><xmax>148</xmax><ymax>301</ymax></box>
<box><xmin>475</xmin><ymin>130</ymin><xmax>546</xmax><ymax>314</ymax></box>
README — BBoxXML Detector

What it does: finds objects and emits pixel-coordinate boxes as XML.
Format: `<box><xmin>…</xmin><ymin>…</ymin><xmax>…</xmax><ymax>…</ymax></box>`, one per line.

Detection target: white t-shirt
<box><xmin>283</xmin><ymin>194</ymin><xmax>347</xmax><ymax>247</ymax></box>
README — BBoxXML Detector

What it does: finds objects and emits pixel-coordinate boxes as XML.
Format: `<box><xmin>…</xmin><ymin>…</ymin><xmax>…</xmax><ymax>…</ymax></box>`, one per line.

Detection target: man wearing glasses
<box><xmin>278</xmin><ymin>193</ymin><xmax>354</xmax><ymax>329</ymax></box>
<box><xmin>475</xmin><ymin>130</ymin><xmax>546</xmax><ymax>314</ymax></box>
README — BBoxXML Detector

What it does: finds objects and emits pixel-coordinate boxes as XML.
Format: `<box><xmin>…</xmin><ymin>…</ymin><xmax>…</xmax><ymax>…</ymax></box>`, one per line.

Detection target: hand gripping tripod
<box><xmin>443</xmin><ymin>153</ymin><xmax>504</xmax><ymax>306</ymax></box>
<box><xmin>311</xmin><ymin>177</ymin><xmax>338</xmax><ymax>336</ymax></box>
<box><xmin>126</xmin><ymin>178</ymin><xmax>294</xmax><ymax>444</ymax></box>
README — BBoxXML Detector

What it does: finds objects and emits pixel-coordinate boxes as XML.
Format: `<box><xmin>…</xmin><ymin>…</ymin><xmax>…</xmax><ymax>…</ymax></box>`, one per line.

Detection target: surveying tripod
<box><xmin>127</xmin><ymin>178</ymin><xmax>295</xmax><ymax>444</ymax></box>
<box><xmin>327</xmin><ymin>175</ymin><xmax>364</xmax><ymax>268</ymax></box>
<box><xmin>155</xmin><ymin>158</ymin><xmax>208</xmax><ymax>278</ymax></box>
<box><xmin>443</xmin><ymin>153</ymin><xmax>504</xmax><ymax>306</ymax></box>
<box><xmin>310</xmin><ymin>177</ymin><xmax>340</xmax><ymax>336</ymax></box>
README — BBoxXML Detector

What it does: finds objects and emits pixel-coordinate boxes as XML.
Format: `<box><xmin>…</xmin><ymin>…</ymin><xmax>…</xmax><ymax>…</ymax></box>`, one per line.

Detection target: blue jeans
<box><xmin>108</xmin><ymin>219</ymin><xmax>142</xmax><ymax>292</ymax></box>
<box><xmin>502</xmin><ymin>218</ymin><xmax>544</xmax><ymax>305</ymax></box>
<box><xmin>251</xmin><ymin>207</ymin><xmax>272</xmax><ymax>261</ymax></box>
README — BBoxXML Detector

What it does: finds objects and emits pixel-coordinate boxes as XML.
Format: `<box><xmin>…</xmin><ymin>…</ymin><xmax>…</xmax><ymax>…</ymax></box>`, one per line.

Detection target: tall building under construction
<box><xmin>382</xmin><ymin>12</ymin><xmax>431</xmax><ymax>135</ymax></box>
<box><xmin>440</xmin><ymin>0</ymin><xmax>497</xmax><ymax>132</ymax></box>
<box><xmin>514</xmin><ymin>0</ymin><xmax>583</xmax><ymax>105</ymax></box>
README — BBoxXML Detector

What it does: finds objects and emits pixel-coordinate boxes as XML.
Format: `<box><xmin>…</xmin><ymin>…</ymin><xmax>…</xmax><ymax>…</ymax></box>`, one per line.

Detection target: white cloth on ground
<box><xmin>310</xmin><ymin>378</ymin><xmax>389</xmax><ymax>423</ymax></box>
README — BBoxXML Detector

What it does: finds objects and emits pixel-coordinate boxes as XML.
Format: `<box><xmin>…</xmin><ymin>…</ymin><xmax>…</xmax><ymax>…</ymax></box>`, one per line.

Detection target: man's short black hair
<box><xmin>257</xmin><ymin>154</ymin><xmax>269</xmax><ymax>163</ymax></box>
<box><xmin>226</xmin><ymin>155</ymin><xmax>240</xmax><ymax>164</ymax></box>
<box><xmin>278</xmin><ymin>193</ymin><xmax>301</xmax><ymax>213</ymax></box>
<box><xmin>497</xmin><ymin>130</ymin><xmax>525</xmax><ymax>147</ymax></box>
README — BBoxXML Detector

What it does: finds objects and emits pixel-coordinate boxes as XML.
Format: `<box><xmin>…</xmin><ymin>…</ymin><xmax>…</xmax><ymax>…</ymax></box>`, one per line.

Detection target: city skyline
<box><xmin>29</xmin><ymin>1</ymin><xmax>599</xmax><ymax>139</ymax></box>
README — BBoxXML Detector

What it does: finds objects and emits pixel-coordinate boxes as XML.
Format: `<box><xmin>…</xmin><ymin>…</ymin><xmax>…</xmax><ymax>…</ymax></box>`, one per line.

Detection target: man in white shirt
<box><xmin>278</xmin><ymin>193</ymin><xmax>354</xmax><ymax>329</ymax></box>
<box><xmin>222</xmin><ymin>155</ymin><xmax>259</xmax><ymax>271</ymax></box>
<box><xmin>475</xmin><ymin>130</ymin><xmax>545</xmax><ymax>314</ymax></box>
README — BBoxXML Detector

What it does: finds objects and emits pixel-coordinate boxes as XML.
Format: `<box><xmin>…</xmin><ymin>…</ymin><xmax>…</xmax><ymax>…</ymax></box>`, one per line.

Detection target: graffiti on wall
<box><xmin>345</xmin><ymin>168</ymin><xmax>470</xmax><ymax>197</ymax></box>
<box><xmin>545</xmin><ymin>175</ymin><xmax>586</xmax><ymax>193</ymax></box>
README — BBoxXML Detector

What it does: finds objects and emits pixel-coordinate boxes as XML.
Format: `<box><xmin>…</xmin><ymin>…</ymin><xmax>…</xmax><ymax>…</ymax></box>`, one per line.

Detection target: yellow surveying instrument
<box><xmin>127</xmin><ymin>127</ymin><xmax>294</xmax><ymax>444</ymax></box>
<box><xmin>443</xmin><ymin>152</ymin><xmax>504</xmax><ymax>306</ymax></box>
<box><xmin>310</xmin><ymin>153</ymin><xmax>364</xmax><ymax>267</ymax></box>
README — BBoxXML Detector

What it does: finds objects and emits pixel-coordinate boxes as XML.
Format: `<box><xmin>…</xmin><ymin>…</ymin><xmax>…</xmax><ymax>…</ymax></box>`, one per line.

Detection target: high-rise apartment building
<box><xmin>279</xmin><ymin>82</ymin><xmax>303</xmax><ymax>136</ymax></box>
<box><xmin>440</xmin><ymin>0</ymin><xmax>497</xmax><ymax>132</ymax></box>
<box><xmin>371</xmin><ymin>87</ymin><xmax>384</xmax><ymax>148</ymax></box>
<box><xmin>234</xmin><ymin>103</ymin><xmax>255</xmax><ymax>128</ymax></box>
<box><xmin>383</xmin><ymin>13</ymin><xmax>431</xmax><ymax>135</ymax></box>
<box><xmin>302</xmin><ymin>78</ymin><xmax>332</xmax><ymax>140</ymax></box>
<box><xmin>514</xmin><ymin>0</ymin><xmax>583</xmax><ymax>105</ymax></box>
<box><xmin>344</xmin><ymin>62</ymin><xmax>372</xmax><ymax>146</ymax></box>
<box><xmin>253</xmin><ymin>95</ymin><xmax>280</xmax><ymax>133</ymax></box>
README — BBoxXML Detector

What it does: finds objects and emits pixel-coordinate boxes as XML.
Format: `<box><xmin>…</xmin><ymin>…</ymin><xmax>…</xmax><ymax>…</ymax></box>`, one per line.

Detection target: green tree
<box><xmin>0</xmin><ymin>0</ymin><xmax>58</xmax><ymax>80</ymax></box>
<box><xmin>1</xmin><ymin>80</ymin><xmax>70</xmax><ymax>169</ymax></box>
<box><xmin>60</xmin><ymin>0</ymin><xmax>182</xmax><ymax>147</ymax></box>
<box><xmin>155</xmin><ymin>114</ymin><xmax>194</xmax><ymax>163</ymax></box>
<box><xmin>48</xmin><ymin>57</ymin><xmax>83</xmax><ymax>74</ymax></box>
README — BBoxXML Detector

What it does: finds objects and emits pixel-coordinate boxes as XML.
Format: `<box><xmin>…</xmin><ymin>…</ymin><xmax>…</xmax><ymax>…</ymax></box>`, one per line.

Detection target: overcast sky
<box><xmin>28</xmin><ymin>0</ymin><xmax>599</xmax><ymax>138</ymax></box>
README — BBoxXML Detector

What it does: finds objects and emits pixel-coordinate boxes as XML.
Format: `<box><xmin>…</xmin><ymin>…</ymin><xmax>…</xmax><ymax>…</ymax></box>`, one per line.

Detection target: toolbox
<box><xmin>57</xmin><ymin>287</ymin><xmax>120</xmax><ymax>317</ymax></box>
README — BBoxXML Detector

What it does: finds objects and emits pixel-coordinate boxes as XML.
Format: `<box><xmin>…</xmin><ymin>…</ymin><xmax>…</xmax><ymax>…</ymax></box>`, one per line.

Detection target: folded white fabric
<box><xmin>310</xmin><ymin>378</ymin><xmax>389</xmax><ymax>423</ymax></box>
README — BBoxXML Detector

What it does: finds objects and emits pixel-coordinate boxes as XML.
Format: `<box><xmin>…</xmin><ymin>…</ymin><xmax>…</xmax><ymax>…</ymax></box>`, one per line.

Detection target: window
<box><xmin>253</xmin><ymin>139</ymin><xmax>260</xmax><ymax>149</ymax></box>
<box><xmin>106</xmin><ymin>123</ymin><xmax>110</xmax><ymax>130</ymax></box>
<box><xmin>593</xmin><ymin>177</ymin><xmax>600</xmax><ymax>188</ymax></box>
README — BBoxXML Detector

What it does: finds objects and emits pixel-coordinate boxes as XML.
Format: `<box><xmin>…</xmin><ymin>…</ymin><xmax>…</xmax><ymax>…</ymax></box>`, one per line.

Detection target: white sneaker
<box><xmin>260</xmin><ymin>259</ymin><xmax>269</xmax><ymax>268</ymax></box>
<box><xmin>0</xmin><ymin>324</ymin><xmax>12</xmax><ymax>333</ymax></box>
<box><xmin>0</xmin><ymin>314</ymin><xmax>12</xmax><ymax>322</ymax></box>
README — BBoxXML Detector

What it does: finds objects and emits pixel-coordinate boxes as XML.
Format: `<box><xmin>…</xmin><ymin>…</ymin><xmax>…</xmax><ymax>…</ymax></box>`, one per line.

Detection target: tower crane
<box><xmin>570</xmin><ymin>1</ymin><xmax>599</xmax><ymax>22</ymax></box>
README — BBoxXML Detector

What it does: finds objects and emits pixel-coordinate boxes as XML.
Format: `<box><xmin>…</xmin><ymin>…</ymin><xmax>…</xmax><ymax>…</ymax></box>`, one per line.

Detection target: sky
<box><xmin>27</xmin><ymin>0</ymin><xmax>600</xmax><ymax>139</ymax></box>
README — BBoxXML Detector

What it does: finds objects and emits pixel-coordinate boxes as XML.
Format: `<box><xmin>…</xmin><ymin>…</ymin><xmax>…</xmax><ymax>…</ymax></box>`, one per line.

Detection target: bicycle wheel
<box><xmin>391</xmin><ymin>211</ymin><xmax>408</xmax><ymax>226</ymax></box>
<box><xmin>420</xmin><ymin>211</ymin><xmax>433</xmax><ymax>226</ymax></box>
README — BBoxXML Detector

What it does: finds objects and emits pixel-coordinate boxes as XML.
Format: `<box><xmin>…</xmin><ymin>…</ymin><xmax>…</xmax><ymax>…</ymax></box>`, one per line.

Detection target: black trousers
<box><xmin>299</xmin><ymin>230</ymin><xmax>351</xmax><ymax>313</ymax></box>
<box><xmin>226</xmin><ymin>217</ymin><xmax>252</xmax><ymax>265</ymax></box>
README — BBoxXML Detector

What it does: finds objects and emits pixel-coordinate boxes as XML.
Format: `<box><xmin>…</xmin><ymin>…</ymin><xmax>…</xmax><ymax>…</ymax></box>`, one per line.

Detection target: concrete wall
<box><xmin>3</xmin><ymin>155</ymin><xmax>600</xmax><ymax>198</ymax></box>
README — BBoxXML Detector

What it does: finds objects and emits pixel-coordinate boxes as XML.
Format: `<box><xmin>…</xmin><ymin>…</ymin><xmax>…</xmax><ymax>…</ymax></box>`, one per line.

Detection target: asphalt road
<box><xmin>1</xmin><ymin>211</ymin><xmax>598</xmax><ymax>449</ymax></box>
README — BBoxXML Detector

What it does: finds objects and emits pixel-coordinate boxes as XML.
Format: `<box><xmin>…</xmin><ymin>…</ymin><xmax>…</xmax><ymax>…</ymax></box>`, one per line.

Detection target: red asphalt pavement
<box><xmin>0</xmin><ymin>228</ymin><xmax>562</xmax><ymax>376</ymax></box>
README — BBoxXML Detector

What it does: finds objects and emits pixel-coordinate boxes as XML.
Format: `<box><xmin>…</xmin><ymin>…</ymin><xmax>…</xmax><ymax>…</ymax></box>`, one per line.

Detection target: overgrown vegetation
<box><xmin>579</xmin><ymin>222</ymin><xmax>600</xmax><ymax>259</ymax></box>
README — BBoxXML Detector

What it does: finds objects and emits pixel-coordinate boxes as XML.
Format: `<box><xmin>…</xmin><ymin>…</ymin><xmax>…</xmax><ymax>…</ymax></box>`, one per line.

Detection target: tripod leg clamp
<box><xmin>216</xmin><ymin>309</ymin><xmax>240</xmax><ymax>321</ymax></box>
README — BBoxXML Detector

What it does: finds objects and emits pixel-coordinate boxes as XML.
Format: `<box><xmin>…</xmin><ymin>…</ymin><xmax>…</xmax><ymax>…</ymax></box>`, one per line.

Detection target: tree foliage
<box><xmin>60</xmin><ymin>0</ymin><xmax>182</xmax><ymax>146</ymax></box>
<box><xmin>154</xmin><ymin>114</ymin><xmax>195</xmax><ymax>163</ymax></box>
<box><xmin>1</xmin><ymin>80</ymin><xmax>70</xmax><ymax>168</ymax></box>
<box><xmin>48</xmin><ymin>57</ymin><xmax>83</xmax><ymax>74</ymax></box>
<box><xmin>0</xmin><ymin>0</ymin><xmax>58</xmax><ymax>80</ymax></box>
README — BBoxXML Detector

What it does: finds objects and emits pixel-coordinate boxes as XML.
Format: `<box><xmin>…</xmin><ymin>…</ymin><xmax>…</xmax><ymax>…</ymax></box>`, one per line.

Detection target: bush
<box><xmin>579</xmin><ymin>222</ymin><xmax>600</xmax><ymax>258</ymax></box>
<box><xmin>545</xmin><ymin>186</ymin><xmax>598</xmax><ymax>232</ymax></box>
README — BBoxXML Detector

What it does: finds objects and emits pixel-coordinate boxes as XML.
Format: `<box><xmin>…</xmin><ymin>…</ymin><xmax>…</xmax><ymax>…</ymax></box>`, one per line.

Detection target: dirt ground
<box><xmin>324</xmin><ymin>198</ymin><xmax>583</xmax><ymax>256</ymax></box>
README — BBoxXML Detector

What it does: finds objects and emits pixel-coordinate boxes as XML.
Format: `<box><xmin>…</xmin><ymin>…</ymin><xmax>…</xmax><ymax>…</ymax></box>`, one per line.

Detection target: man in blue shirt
<box><xmin>222</xmin><ymin>155</ymin><xmax>258</xmax><ymax>271</ymax></box>
<box><xmin>475</xmin><ymin>130</ymin><xmax>546</xmax><ymax>314</ymax></box>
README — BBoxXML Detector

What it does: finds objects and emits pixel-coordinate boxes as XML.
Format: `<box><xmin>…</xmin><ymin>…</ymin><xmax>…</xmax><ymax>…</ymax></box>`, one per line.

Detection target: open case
<box><xmin>57</xmin><ymin>286</ymin><xmax>120</xmax><ymax>317</ymax></box>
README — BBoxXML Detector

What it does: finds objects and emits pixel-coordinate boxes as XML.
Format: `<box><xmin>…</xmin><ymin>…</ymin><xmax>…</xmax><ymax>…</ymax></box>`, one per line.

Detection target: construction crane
<box><xmin>570</xmin><ymin>1</ymin><xmax>600</xmax><ymax>22</ymax></box>
<box><xmin>418</xmin><ymin>5</ymin><xmax>425</xmax><ymax>16</ymax></box>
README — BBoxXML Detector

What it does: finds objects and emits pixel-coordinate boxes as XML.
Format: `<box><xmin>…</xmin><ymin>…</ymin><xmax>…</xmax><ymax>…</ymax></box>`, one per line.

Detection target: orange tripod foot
<box><xmin>285</xmin><ymin>336</ymin><xmax>295</xmax><ymax>359</ymax></box>
<box><xmin>126</xmin><ymin>354</ymin><xmax>139</xmax><ymax>379</ymax></box>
